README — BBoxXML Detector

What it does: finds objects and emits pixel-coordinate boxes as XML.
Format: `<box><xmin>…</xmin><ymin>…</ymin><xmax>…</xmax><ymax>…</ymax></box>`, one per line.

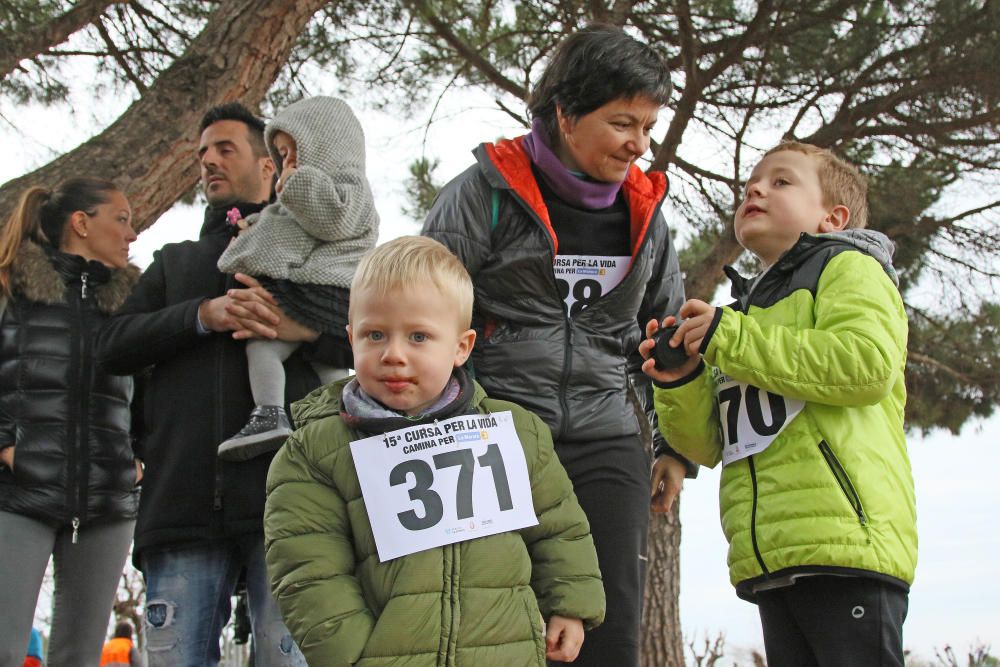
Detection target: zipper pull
<box><xmin>81</xmin><ymin>272</ymin><xmax>89</xmax><ymax>300</ymax></box>
<box><xmin>71</xmin><ymin>517</ymin><xmax>80</xmax><ymax>544</ymax></box>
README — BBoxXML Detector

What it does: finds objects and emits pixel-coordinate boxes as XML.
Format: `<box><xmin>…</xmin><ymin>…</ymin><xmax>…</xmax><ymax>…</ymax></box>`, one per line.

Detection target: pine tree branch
<box><xmin>651</xmin><ymin>0</ymin><xmax>778</xmax><ymax>170</ymax></box>
<box><xmin>673</xmin><ymin>155</ymin><xmax>731</xmax><ymax>186</ymax></box>
<box><xmin>46</xmin><ymin>47</ymin><xmax>174</xmax><ymax>58</ymax></box>
<box><xmin>128</xmin><ymin>0</ymin><xmax>195</xmax><ymax>46</ymax></box>
<box><xmin>907</xmin><ymin>351</ymin><xmax>976</xmax><ymax>386</ymax></box>
<box><xmin>494</xmin><ymin>97</ymin><xmax>529</xmax><ymax>129</ymax></box>
<box><xmin>0</xmin><ymin>0</ymin><xmax>128</xmax><ymax>79</ymax></box>
<box><xmin>405</xmin><ymin>0</ymin><xmax>528</xmax><ymax>100</ymax></box>
<box><xmin>609</xmin><ymin>0</ymin><xmax>638</xmax><ymax>27</ymax></box>
<box><xmin>372</xmin><ymin>15</ymin><xmax>416</xmax><ymax>83</ymax></box>
<box><xmin>802</xmin><ymin>72</ymin><xmax>1000</xmax><ymax>148</ymax></box>
<box><xmin>883</xmin><ymin>200</ymin><xmax>1000</xmax><ymax>240</ymax></box>
<box><xmin>0</xmin><ymin>0</ymin><xmax>329</xmax><ymax>229</ymax></box>
<box><xmin>95</xmin><ymin>17</ymin><xmax>149</xmax><ymax>93</ymax></box>
<box><xmin>127</xmin><ymin>0</ymin><xmax>186</xmax><ymax>57</ymax></box>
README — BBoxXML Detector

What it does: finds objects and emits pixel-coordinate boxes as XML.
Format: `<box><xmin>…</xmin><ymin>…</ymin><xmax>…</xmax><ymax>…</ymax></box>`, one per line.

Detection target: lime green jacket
<box><xmin>653</xmin><ymin>233</ymin><xmax>917</xmax><ymax>600</ymax></box>
<box><xmin>264</xmin><ymin>377</ymin><xmax>604</xmax><ymax>666</ymax></box>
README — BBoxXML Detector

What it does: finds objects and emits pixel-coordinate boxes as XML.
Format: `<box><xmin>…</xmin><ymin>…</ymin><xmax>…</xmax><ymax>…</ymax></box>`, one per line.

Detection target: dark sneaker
<box><xmin>217</xmin><ymin>405</ymin><xmax>293</xmax><ymax>461</ymax></box>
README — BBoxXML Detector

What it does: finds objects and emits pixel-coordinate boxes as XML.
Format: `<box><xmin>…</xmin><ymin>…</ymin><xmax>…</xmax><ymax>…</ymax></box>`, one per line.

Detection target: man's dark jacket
<box><xmin>97</xmin><ymin>205</ymin><xmax>348</xmax><ymax>560</ymax></box>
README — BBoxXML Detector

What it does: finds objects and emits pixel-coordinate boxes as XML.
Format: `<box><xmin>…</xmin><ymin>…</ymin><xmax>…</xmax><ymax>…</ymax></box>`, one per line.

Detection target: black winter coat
<box><xmin>97</xmin><ymin>204</ymin><xmax>351</xmax><ymax>560</ymax></box>
<box><xmin>423</xmin><ymin>138</ymin><xmax>685</xmax><ymax>453</ymax></box>
<box><xmin>0</xmin><ymin>243</ymin><xmax>140</xmax><ymax>527</ymax></box>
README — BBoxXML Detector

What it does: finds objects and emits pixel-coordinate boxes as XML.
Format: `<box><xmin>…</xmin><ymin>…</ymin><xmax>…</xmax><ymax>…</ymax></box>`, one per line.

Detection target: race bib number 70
<box><xmin>715</xmin><ymin>372</ymin><xmax>804</xmax><ymax>466</ymax></box>
<box><xmin>350</xmin><ymin>411</ymin><xmax>538</xmax><ymax>562</ymax></box>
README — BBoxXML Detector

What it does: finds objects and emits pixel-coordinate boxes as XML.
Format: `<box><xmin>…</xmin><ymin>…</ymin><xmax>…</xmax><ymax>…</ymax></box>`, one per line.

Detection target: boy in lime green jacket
<box><xmin>264</xmin><ymin>236</ymin><xmax>604</xmax><ymax>666</ymax></box>
<box><xmin>642</xmin><ymin>142</ymin><xmax>916</xmax><ymax>667</ymax></box>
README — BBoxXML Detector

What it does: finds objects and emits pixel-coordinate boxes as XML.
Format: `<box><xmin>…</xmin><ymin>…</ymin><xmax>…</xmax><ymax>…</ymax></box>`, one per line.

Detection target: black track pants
<box><xmin>551</xmin><ymin>435</ymin><xmax>651</xmax><ymax>667</ymax></box>
<box><xmin>757</xmin><ymin>575</ymin><xmax>909</xmax><ymax>667</ymax></box>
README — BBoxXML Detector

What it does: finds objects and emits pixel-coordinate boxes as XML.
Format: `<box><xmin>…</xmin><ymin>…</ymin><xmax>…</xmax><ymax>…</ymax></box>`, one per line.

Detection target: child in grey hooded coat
<box><xmin>217</xmin><ymin>96</ymin><xmax>379</xmax><ymax>460</ymax></box>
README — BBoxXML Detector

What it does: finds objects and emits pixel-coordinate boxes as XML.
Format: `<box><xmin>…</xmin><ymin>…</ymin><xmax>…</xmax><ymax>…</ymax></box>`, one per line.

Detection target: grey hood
<box><xmin>267</xmin><ymin>95</ymin><xmax>367</xmax><ymax>176</ymax></box>
<box><xmin>817</xmin><ymin>229</ymin><xmax>899</xmax><ymax>286</ymax></box>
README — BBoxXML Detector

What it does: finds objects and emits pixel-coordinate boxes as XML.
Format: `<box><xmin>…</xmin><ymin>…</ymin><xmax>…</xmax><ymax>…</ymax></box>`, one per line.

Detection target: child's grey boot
<box><xmin>217</xmin><ymin>405</ymin><xmax>293</xmax><ymax>461</ymax></box>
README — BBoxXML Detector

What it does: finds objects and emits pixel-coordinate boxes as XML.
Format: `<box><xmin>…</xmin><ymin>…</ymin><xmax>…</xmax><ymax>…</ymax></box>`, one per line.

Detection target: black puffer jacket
<box><xmin>423</xmin><ymin>137</ymin><xmax>685</xmax><ymax>453</ymax></box>
<box><xmin>0</xmin><ymin>243</ymin><xmax>140</xmax><ymax>527</ymax></box>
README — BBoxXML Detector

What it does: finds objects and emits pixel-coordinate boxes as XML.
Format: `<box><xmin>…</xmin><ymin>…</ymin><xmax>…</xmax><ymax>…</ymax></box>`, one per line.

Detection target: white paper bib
<box><xmin>350</xmin><ymin>411</ymin><xmax>538</xmax><ymax>562</ymax></box>
<box><xmin>713</xmin><ymin>370</ymin><xmax>804</xmax><ymax>466</ymax></box>
<box><xmin>553</xmin><ymin>255</ymin><xmax>630</xmax><ymax>316</ymax></box>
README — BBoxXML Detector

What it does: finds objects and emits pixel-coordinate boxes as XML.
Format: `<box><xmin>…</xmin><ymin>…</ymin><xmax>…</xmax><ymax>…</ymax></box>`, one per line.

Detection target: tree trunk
<box><xmin>629</xmin><ymin>382</ymin><xmax>686</xmax><ymax>667</ymax></box>
<box><xmin>0</xmin><ymin>0</ymin><xmax>329</xmax><ymax>231</ymax></box>
<box><xmin>0</xmin><ymin>0</ymin><xmax>128</xmax><ymax>80</ymax></box>
<box><xmin>642</xmin><ymin>504</ymin><xmax>685</xmax><ymax>667</ymax></box>
<box><xmin>685</xmin><ymin>232</ymin><xmax>745</xmax><ymax>302</ymax></box>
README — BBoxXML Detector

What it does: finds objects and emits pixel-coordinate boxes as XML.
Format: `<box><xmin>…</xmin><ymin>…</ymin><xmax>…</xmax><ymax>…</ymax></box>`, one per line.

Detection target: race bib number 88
<box><xmin>715</xmin><ymin>372</ymin><xmax>804</xmax><ymax>466</ymax></box>
<box><xmin>553</xmin><ymin>255</ymin><xmax>630</xmax><ymax>316</ymax></box>
<box><xmin>351</xmin><ymin>411</ymin><xmax>538</xmax><ymax>562</ymax></box>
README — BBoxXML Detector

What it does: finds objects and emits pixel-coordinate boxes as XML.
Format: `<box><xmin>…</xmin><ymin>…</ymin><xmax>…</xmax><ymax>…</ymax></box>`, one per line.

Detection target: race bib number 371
<box><xmin>350</xmin><ymin>411</ymin><xmax>538</xmax><ymax>562</ymax></box>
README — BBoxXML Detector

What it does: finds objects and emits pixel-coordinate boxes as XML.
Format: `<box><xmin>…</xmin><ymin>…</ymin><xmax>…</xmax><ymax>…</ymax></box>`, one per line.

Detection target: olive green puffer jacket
<box><xmin>653</xmin><ymin>232</ymin><xmax>917</xmax><ymax>601</ymax></box>
<box><xmin>264</xmin><ymin>377</ymin><xmax>604</xmax><ymax>666</ymax></box>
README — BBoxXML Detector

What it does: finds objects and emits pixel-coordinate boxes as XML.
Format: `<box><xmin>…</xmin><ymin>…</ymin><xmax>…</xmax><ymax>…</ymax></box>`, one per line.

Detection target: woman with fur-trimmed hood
<box><xmin>0</xmin><ymin>178</ymin><xmax>141</xmax><ymax>666</ymax></box>
<box><xmin>215</xmin><ymin>96</ymin><xmax>379</xmax><ymax>462</ymax></box>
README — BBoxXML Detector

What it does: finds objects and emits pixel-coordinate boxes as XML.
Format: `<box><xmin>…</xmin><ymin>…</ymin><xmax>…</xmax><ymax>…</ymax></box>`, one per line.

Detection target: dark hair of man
<box><xmin>114</xmin><ymin>621</ymin><xmax>133</xmax><ymax>638</ymax></box>
<box><xmin>527</xmin><ymin>23</ymin><xmax>672</xmax><ymax>141</ymax></box>
<box><xmin>199</xmin><ymin>101</ymin><xmax>268</xmax><ymax>159</ymax></box>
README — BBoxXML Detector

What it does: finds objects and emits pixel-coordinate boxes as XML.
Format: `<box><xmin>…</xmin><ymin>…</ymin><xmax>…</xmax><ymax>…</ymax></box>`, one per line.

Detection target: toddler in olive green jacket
<box><xmin>265</xmin><ymin>237</ymin><xmax>604</xmax><ymax>666</ymax></box>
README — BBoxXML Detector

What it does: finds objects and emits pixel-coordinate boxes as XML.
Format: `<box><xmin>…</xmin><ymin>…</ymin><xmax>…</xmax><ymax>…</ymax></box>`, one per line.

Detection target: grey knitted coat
<box><xmin>217</xmin><ymin>96</ymin><xmax>379</xmax><ymax>287</ymax></box>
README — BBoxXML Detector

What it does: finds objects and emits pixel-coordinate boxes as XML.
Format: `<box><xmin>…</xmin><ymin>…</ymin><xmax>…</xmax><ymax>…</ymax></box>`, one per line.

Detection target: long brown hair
<box><xmin>0</xmin><ymin>178</ymin><xmax>119</xmax><ymax>296</ymax></box>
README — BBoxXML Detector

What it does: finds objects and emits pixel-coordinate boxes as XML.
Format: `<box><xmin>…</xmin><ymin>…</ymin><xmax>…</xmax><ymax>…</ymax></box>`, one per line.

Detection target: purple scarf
<box><xmin>341</xmin><ymin>377</ymin><xmax>462</xmax><ymax>421</ymax></box>
<box><xmin>521</xmin><ymin>117</ymin><xmax>624</xmax><ymax>210</ymax></box>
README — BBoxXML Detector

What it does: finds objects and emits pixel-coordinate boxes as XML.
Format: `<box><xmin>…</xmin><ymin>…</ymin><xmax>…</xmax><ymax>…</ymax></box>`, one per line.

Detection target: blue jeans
<box><xmin>141</xmin><ymin>534</ymin><xmax>305</xmax><ymax>667</ymax></box>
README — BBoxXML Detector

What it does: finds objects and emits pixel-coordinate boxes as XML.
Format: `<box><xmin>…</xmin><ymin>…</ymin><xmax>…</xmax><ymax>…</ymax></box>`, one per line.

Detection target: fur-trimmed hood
<box><xmin>10</xmin><ymin>240</ymin><xmax>140</xmax><ymax>314</ymax></box>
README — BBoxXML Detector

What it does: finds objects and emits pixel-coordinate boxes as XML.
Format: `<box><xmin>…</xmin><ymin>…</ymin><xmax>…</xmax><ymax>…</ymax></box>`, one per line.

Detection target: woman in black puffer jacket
<box><xmin>0</xmin><ymin>178</ymin><xmax>140</xmax><ymax>667</ymax></box>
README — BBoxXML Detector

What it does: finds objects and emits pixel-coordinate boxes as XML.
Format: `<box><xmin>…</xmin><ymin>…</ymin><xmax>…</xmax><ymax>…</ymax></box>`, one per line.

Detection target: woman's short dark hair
<box><xmin>528</xmin><ymin>24</ymin><xmax>672</xmax><ymax>140</ymax></box>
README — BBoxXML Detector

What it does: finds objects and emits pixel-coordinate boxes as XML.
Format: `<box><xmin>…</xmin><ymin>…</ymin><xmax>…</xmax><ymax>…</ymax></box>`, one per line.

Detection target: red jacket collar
<box><xmin>483</xmin><ymin>135</ymin><xmax>668</xmax><ymax>260</ymax></box>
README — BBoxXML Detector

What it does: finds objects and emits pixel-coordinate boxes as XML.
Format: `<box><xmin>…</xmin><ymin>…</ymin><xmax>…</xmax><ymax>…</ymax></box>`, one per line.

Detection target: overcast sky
<box><xmin>4</xmin><ymin>77</ymin><xmax>998</xmax><ymax>664</ymax></box>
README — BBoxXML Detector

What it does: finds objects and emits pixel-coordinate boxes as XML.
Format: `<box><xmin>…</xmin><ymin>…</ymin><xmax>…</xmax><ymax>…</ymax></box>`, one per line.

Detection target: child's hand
<box><xmin>225</xmin><ymin>208</ymin><xmax>251</xmax><ymax>236</ymax></box>
<box><xmin>650</xmin><ymin>454</ymin><xmax>685</xmax><ymax>513</ymax></box>
<box><xmin>639</xmin><ymin>316</ymin><xmax>701</xmax><ymax>383</ymax></box>
<box><xmin>275</xmin><ymin>164</ymin><xmax>298</xmax><ymax>194</ymax></box>
<box><xmin>676</xmin><ymin>299</ymin><xmax>717</xmax><ymax>355</ymax></box>
<box><xmin>0</xmin><ymin>446</ymin><xmax>14</xmax><ymax>470</ymax></box>
<box><xmin>545</xmin><ymin>616</ymin><xmax>584</xmax><ymax>662</ymax></box>
<box><xmin>226</xmin><ymin>274</ymin><xmax>319</xmax><ymax>342</ymax></box>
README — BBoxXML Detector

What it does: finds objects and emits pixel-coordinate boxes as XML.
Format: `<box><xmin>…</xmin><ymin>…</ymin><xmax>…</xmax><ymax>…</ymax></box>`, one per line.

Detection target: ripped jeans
<box><xmin>141</xmin><ymin>534</ymin><xmax>305</xmax><ymax>667</ymax></box>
